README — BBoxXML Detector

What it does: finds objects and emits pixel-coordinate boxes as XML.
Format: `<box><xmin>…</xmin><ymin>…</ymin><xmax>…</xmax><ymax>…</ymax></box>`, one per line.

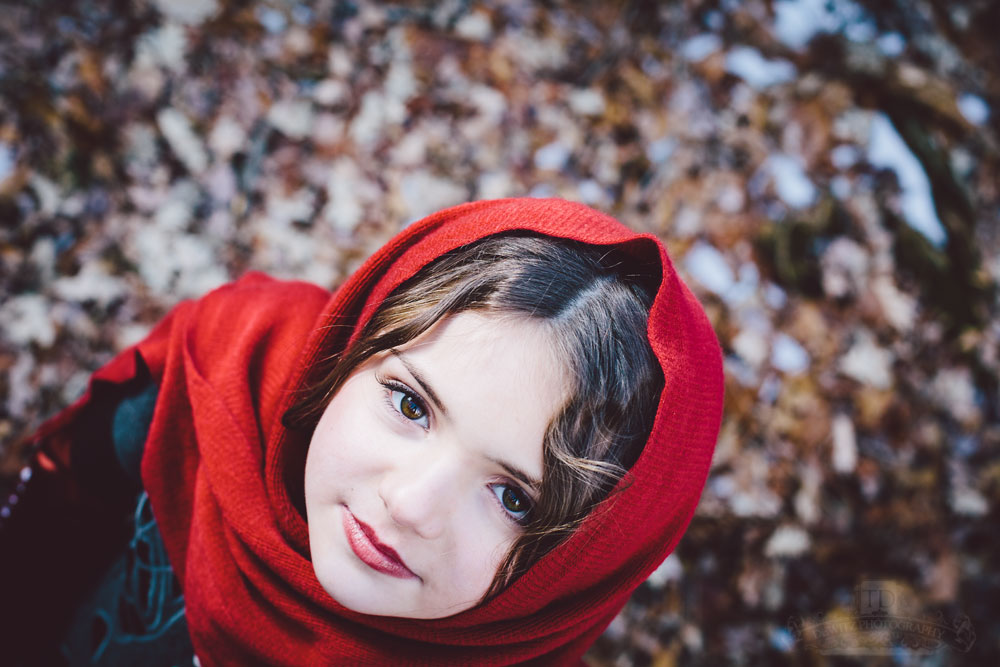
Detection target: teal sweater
<box><xmin>57</xmin><ymin>383</ymin><xmax>194</xmax><ymax>667</ymax></box>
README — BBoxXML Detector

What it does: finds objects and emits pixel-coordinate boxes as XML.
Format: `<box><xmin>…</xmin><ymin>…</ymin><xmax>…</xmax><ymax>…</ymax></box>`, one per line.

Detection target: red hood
<box><xmin>101</xmin><ymin>197</ymin><xmax>725</xmax><ymax>665</ymax></box>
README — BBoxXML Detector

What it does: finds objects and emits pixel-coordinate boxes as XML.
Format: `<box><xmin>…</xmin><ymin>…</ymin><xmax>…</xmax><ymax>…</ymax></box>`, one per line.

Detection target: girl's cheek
<box><xmin>458</xmin><ymin>528</ymin><xmax>511</xmax><ymax>596</ymax></box>
<box><xmin>470</xmin><ymin>500</ymin><xmax>517</xmax><ymax>558</ymax></box>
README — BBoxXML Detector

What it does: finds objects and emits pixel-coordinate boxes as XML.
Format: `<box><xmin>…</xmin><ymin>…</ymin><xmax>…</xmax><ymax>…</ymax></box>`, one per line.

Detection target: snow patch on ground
<box><xmin>733</xmin><ymin>327</ymin><xmax>769</xmax><ymax>370</ymax></box>
<box><xmin>647</xmin><ymin>137</ymin><xmax>677</xmax><ymax>165</ymax></box>
<box><xmin>830</xmin><ymin>144</ymin><xmax>859</xmax><ymax>169</ymax></box>
<box><xmin>52</xmin><ymin>264</ymin><xmax>127</xmax><ymax>307</ymax></box>
<box><xmin>323</xmin><ymin>159</ymin><xmax>366</xmax><ymax>232</ymax></box>
<box><xmin>773</xmin><ymin>0</ymin><xmax>874</xmax><ymax>50</ymax></box>
<box><xmin>681</xmin><ymin>34</ymin><xmax>722</xmax><ymax>62</ymax></box>
<box><xmin>729</xmin><ymin>452</ymin><xmax>784</xmax><ymax>517</ymax></box>
<box><xmin>268</xmin><ymin>100</ymin><xmax>314</xmax><ymax>140</ymax></box>
<box><xmin>949</xmin><ymin>460</ymin><xmax>988</xmax><ymax>516</ymax></box>
<box><xmin>350</xmin><ymin>92</ymin><xmax>390</xmax><ymax>149</ymax></box>
<box><xmin>348</xmin><ymin>28</ymin><xmax>416</xmax><ymax>149</ymax></box>
<box><xmin>567</xmin><ymin>88</ymin><xmax>606</xmax><ymax>116</ymax></box>
<box><xmin>765</xmin><ymin>524</ymin><xmax>811</xmax><ymax>557</ymax></box>
<box><xmin>764</xmin><ymin>283</ymin><xmax>787</xmax><ymax>309</ymax></box>
<box><xmin>577</xmin><ymin>179</ymin><xmax>608</xmax><ymax>205</ymax></box>
<box><xmin>725</xmin><ymin>46</ymin><xmax>796</xmax><ymax>89</ymax></box>
<box><xmin>821</xmin><ymin>237</ymin><xmax>868</xmax><ymax>298</ymax></box>
<box><xmin>399</xmin><ymin>170</ymin><xmax>466</xmax><ymax>222</ymax></box>
<box><xmin>157</xmin><ymin>108</ymin><xmax>208</xmax><ymax>174</ymax></box>
<box><xmin>153</xmin><ymin>0</ymin><xmax>219</xmax><ymax>26</ymax></box>
<box><xmin>765</xmin><ymin>154</ymin><xmax>816</xmax><ymax>208</ymax></box>
<box><xmin>454</xmin><ymin>10</ymin><xmax>492</xmax><ymax>41</ymax></box>
<box><xmin>831</xmin><ymin>413</ymin><xmax>858</xmax><ymax>472</ymax></box>
<box><xmin>867</xmin><ymin>112</ymin><xmax>947</xmax><ymax>247</ymax></box>
<box><xmin>931</xmin><ymin>367</ymin><xmax>980</xmax><ymax>424</ymax></box>
<box><xmin>877</xmin><ymin>32</ymin><xmax>906</xmax><ymax>56</ymax></box>
<box><xmin>957</xmin><ymin>93</ymin><xmax>990</xmax><ymax>126</ymax></box>
<box><xmin>476</xmin><ymin>171</ymin><xmax>514</xmax><ymax>200</ymax></box>
<box><xmin>136</xmin><ymin>22</ymin><xmax>188</xmax><ymax>72</ymax></box>
<box><xmin>469</xmin><ymin>85</ymin><xmax>507</xmax><ymax>120</ymax></box>
<box><xmin>130</xmin><ymin>217</ymin><xmax>228</xmax><ymax>300</ymax></box>
<box><xmin>771</xmin><ymin>333</ymin><xmax>810</xmax><ymax>374</ymax></box>
<box><xmin>646</xmin><ymin>554</ymin><xmax>684</xmax><ymax>588</ymax></box>
<box><xmin>313</xmin><ymin>79</ymin><xmax>348</xmax><ymax>106</ymax></box>
<box><xmin>253</xmin><ymin>218</ymin><xmax>335</xmax><ymax>287</ymax></box>
<box><xmin>0</xmin><ymin>295</ymin><xmax>57</xmax><ymax>347</ymax></box>
<box><xmin>839</xmin><ymin>328</ymin><xmax>893</xmax><ymax>388</ymax></box>
<box><xmin>534</xmin><ymin>141</ymin><xmax>571</xmax><ymax>171</ymax></box>
<box><xmin>256</xmin><ymin>5</ymin><xmax>286</xmax><ymax>33</ymax></box>
<box><xmin>6</xmin><ymin>353</ymin><xmax>37</xmax><ymax>417</ymax></box>
<box><xmin>28</xmin><ymin>174</ymin><xmax>61</xmax><ymax>218</ymax></box>
<box><xmin>266</xmin><ymin>188</ymin><xmax>315</xmax><ymax>226</ymax></box>
<box><xmin>871</xmin><ymin>275</ymin><xmax>917</xmax><ymax>332</ymax></box>
<box><xmin>116</xmin><ymin>323</ymin><xmax>153</xmax><ymax>351</ymax></box>
<box><xmin>684</xmin><ymin>242</ymin><xmax>735</xmax><ymax>297</ymax></box>
<box><xmin>0</xmin><ymin>142</ymin><xmax>14</xmax><ymax>183</ymax></box>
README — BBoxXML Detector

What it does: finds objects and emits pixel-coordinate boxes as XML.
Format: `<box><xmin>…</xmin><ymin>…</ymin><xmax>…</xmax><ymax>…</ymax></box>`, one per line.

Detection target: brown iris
<box><xmin>501</xmin><ymin>487</ymin><xmax>526</xmax><ymax>513</ymax></box>
<box><xmin>399</xmin><ymin>393</ymin><xmax>425</xmax><ymax>420</ymax></box>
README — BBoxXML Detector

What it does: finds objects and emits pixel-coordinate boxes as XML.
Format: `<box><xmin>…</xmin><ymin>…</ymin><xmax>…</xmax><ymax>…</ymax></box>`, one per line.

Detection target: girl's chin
<box><xmin>312</xmin><ymin>555</ymin><xmax>418</xmax><ymax>617</ymax></box>
<box><xmin>320</xmin><ymin>574</ymin><xmax>473</xmax><ymax>620</ymax></box>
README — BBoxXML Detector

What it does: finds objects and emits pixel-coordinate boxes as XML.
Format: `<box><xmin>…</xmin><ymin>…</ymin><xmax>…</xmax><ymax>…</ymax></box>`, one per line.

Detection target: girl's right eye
<box><xmin>391</xmin><ymin>389</ymin><xmax>426</xmax><ymax>422</ymax></box>
<box><xmin>490</xmin><ymin>483</ymin><xmax>532</xmax><ymax>524</ymax></box>
<box><xmin>379</xmin><ymin>378</ymin><xmax>430</xmax><ymax>429</ymax></box>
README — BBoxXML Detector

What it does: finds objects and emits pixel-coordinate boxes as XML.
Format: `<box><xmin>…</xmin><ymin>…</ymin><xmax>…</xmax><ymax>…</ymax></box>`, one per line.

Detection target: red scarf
<box><xmin>75</xmin><ymin>198</ymin><xmax>723</xmax><ymax>665</ymax></box>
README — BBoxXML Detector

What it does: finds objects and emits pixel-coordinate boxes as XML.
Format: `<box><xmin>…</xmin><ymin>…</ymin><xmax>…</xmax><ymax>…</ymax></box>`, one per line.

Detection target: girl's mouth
<box><xmin>342</xmin><ymin>507</ymin><xmax>419</xmax><ymax>580</ymax></box>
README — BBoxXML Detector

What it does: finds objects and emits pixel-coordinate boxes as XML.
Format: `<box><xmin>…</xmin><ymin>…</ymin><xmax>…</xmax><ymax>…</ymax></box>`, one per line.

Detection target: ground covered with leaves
<box><xmin>1</xmin><ymin>1</ymin><xmax>998</xmax><ymax>664</ymax></box>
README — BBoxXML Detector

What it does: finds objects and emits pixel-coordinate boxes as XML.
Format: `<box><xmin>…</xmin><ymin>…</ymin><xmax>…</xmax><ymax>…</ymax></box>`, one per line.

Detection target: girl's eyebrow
<box><xmin>388</xmin><ymin>349</ymin><xmax>448</xmax><ymax>417</ymax></box>
<box><xmin>489</xmin><ymin>458</ymin><xmax>541</xmax><ymax>494</ymax></box>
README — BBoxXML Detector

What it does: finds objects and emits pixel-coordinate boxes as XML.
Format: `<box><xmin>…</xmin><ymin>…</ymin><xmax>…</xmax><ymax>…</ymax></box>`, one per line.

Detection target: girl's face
<box><xmin>304</xmin><ymin>311</ymin><xmax>568</xmax><ymax>619</ymax></box>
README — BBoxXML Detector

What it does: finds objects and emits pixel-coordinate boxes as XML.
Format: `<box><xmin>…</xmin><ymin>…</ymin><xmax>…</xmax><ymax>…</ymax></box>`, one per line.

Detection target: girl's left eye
<box><xmin>388</xmin><ymin>388</ymin><xmax>429</xmax><ymax>428</ymax></box>
<box><xmin>491</xmin><ymin>484</ymin><xmax>532</xmax><ymax>523</ymax></box>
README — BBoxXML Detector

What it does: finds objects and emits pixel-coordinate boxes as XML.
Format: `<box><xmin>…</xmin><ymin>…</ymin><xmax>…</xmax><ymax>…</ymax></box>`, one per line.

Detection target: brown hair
<box><xmin>286</xmin><ymin>233</ymin><xmax>663</xmax><ymax>597</ymax></box>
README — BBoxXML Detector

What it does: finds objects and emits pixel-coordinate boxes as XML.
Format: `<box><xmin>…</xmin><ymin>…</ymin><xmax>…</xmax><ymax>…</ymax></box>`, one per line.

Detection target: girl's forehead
<box><xmin>387</xmin><ymin>312</ymin><xmax>569</xmax><ymax>465</ymax></box>
<box><xmin>400</xmin><ymin>311</ymin><xmax>567</xmax><ymax>378</ymax></box>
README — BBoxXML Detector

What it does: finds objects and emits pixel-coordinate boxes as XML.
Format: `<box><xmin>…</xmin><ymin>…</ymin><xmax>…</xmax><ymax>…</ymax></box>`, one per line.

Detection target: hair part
<box><xmin>286</xmin><ymin>233</ymin><xmax>663</xmax><ymax>598</ymax></box>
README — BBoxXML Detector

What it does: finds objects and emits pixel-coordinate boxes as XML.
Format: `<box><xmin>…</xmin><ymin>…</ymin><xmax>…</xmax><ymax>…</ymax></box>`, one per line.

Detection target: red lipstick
<box><xmin>342</xmin><ymin>507</ymin><xmax>418</xmax><ymax>580</ymax></box>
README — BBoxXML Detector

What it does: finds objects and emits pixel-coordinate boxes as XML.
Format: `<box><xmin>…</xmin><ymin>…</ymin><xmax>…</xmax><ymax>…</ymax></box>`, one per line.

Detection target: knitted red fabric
<box><xmin>78</xmin><ymin>198</ymin><xmax>724</xmax><ymax>665</ymax></box>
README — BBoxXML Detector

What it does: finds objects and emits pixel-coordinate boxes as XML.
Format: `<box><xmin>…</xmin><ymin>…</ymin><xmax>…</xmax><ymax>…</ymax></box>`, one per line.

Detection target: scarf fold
<box><xmin>83</xmin><ymin>198</ymin><xmax>723</xmax><ymax>665</ymax></box>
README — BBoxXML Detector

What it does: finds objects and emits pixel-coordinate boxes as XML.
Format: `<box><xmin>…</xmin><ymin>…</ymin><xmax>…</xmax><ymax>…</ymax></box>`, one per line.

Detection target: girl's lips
<box><xmin>342</xmin><ymin>507</ymin><xmax>418</xmax><ymax>580</ymax></box>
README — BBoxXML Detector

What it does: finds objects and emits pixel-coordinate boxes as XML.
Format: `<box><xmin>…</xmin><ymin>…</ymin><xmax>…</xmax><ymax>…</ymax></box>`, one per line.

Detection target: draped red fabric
<box><xmin>80</xmin><ymin>198</ymin><xmax>724</xmax><ymax>665</ymax></box>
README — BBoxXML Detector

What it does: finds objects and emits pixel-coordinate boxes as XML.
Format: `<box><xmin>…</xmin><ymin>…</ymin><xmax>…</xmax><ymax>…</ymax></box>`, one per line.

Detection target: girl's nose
<box><xmin>378</xmin><ymin>451</ymin><xmax>461</xmax><ymax>539</ymax></box>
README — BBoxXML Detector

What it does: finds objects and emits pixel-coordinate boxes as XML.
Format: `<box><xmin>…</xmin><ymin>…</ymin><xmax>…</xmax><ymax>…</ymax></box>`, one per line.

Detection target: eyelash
<box><xmin>490</xmin><ymin>483</ymin><xmax>533</xmax><ymax>525</ymax></box>
<box><xmin>376</xmin><ymin>374</ymin><xmax>430</xmax><ymax>429</ymax></box>
<box><xmin>375</xmin><ymin>373</ymin><xmax>533</xmax><ymax>525</ymax></box>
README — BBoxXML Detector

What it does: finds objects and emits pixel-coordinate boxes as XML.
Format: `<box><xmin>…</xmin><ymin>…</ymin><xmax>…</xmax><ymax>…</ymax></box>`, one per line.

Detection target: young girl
<box><xmin>0</xmin><ymin>198</ymin><xmax>723</xmax><ymax>665</ymax></box>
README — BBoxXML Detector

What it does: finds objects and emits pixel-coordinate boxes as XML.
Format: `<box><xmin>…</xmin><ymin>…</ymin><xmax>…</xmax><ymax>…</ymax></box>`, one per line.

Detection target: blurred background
<box><xmin>1</xmin><ymin>0</ymin><xmax>997</xmax><ymax>664</ymax></box>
